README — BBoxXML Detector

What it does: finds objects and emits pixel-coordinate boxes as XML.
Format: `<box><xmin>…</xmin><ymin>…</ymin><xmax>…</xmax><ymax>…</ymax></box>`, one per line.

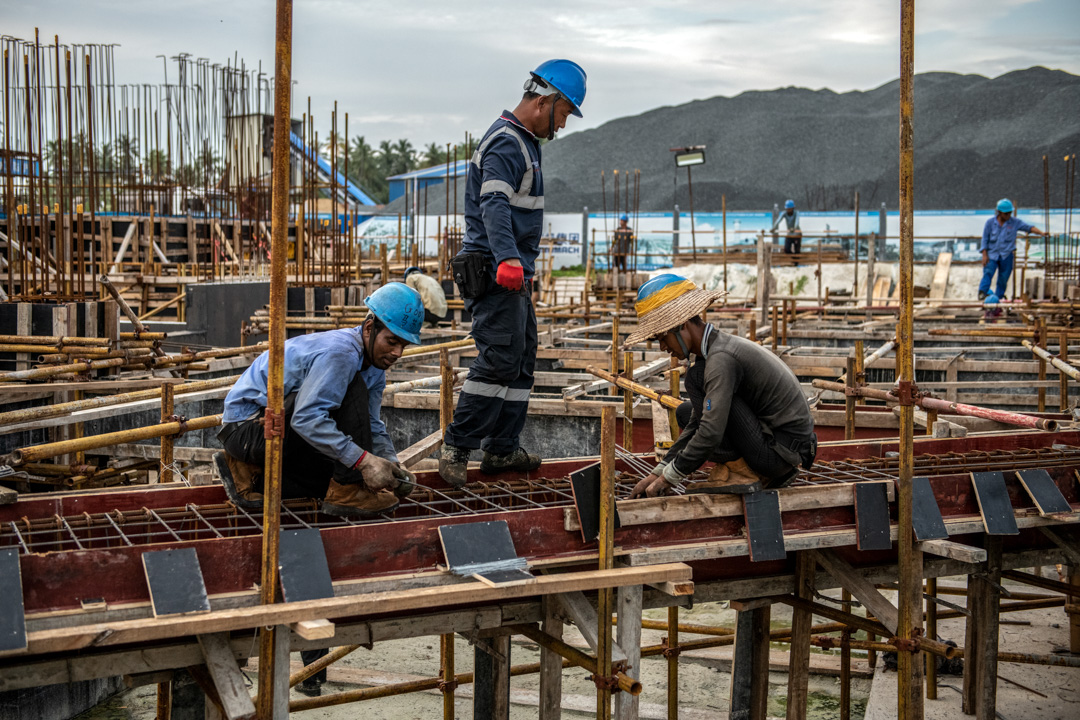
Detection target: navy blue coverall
<box><xmin>444</xmin><ymin>111</ymin><xmax>544</xmax><ymax>455</ymax></box>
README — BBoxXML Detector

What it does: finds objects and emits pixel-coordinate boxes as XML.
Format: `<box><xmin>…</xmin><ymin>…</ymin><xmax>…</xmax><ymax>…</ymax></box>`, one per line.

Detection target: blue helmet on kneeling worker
<box><xmin>623</xmin><ymin>274</ymin><xmax>727</xmax><ymax>347</ymax></box>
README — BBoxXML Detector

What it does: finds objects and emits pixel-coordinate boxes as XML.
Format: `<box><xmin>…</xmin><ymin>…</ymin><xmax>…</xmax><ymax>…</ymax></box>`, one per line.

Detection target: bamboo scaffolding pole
<box><xmin>0</xmin><ymin>334</ymin><xmax>111</xmax><ymax>346</ymax></box>
<box><xmin>1023</xmin><ymin>339</ymin><xmax>1080</xmax><ymax>381</ymax></box>
<box><xmin>810</xmin><ymin>378</ymin><xmax>1058</xmax><ymax>432</ymax></box>
<box><xmin>0</xmin><ymin>357</ymin><xmax>126</xmax><ymax>383</ymax></box>
<box><xmin>586</xmin><ymin>365</ymin><xmax>682</xmax><ymax>410</ymax></box>
<box><xmin>9</xmin><ymin>413</ymin><xmax>222</xmax><ymax>464</ymax></box>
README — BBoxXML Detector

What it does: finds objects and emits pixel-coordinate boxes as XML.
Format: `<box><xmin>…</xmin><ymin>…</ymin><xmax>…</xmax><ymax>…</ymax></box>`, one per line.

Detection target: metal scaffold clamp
<box><xmin>167</xmin><ymin>414</ymin><xmax>189</xmax><ymax>437</ymax></box>
<box><xmin>894</xmin><ymin>380</ymin><xmax>920</xmax><ymax>406</ymax></box>
<box><xmin>590</xmin><ymin>673</ymin><xmax>620</xmax><ymax>692</ymax></box>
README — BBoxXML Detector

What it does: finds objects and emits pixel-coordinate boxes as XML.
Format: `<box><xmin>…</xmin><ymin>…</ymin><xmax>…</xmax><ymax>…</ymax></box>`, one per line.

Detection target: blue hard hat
<box><xmin>636</xmin><ymin>274</ymin><xmax>688</xmax><ymax>305</ymax></box>
<box><xmin>529</xmin><ymin>59</ymin><xmax>587</xmax><ymax>117</ymax></box>
<box><xmin>364</xmin><ymin>282</ymin><xmax>424</xmax><ymax>345</ymax></box>
<box><xmin>985</xmin><ymin>292</ymin><xmax>1000</xmax><ymax>305</ymax></box>
<box><xmin>785</xmin><ymin>199</ymin><xmax>796</xmax><ymax>209</ymax></box>
<box><xmin>620</xmin><ymin>214</ymin><xmax>629</xmax><ymax>222</ymax></box>
<box><xmin>404</xmin><ymin>265</ymin><xmax>422</xmax><ymax>279</ymax></box>
<box><xmin>996</xmin><ymin>198</ymin><xmax>1014</xmax><ymax>213</ymax></box>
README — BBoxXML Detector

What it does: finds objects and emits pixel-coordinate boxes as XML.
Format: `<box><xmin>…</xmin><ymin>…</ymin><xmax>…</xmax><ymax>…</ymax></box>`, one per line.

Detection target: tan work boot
<box><xmin>686</xmin><ymin>458</ymin><xmax>762</xmax><ymax>495</ymax></box>
<box><xmin>214</xmin><ymin>452</ymin><xmax>264</xmax><ymax>509</ymax></box>
<box><xmin>321</xmin><ymin>480</ymin><xmax>400</xmax><ymax>518</ymax></box>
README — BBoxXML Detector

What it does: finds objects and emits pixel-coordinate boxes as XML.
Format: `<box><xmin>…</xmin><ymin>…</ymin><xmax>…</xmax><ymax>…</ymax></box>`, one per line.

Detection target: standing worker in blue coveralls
<box><xmin>979</xmin><ymin>198</ymin><xmax>1047</xmax><ymax>301</ymax></box>
<box><xmin>773</xmin><ymin>199</ymin><xmax>802</xmax><ymax>254</ymax></box>
<box><xmin>439</xmin><ymin>60</ymin><xmax>587</xmax><ymax>487</ymax></box>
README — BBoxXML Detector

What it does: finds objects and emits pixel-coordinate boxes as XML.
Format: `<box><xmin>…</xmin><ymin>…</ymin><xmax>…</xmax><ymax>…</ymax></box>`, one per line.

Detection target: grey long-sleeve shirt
<box><xmin>665</xmin><ymin>328</ymin><xmax>813</xmax><ymax>477</ymax></box>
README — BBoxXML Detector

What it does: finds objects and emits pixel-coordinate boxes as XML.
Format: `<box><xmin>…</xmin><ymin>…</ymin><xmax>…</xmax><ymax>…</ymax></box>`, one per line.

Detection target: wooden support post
<box><xmin>668</xmin><ymin>365</ymin><xmax>681</xmax><ymax>439</ymax></box>
<box><xmin>440</xmin><ymin>632</ymin><xmax>455</xmax><ymax>720</ymax></box>
<box><xmin>380</xmin><ymin>242</ymin><xmax>389</xmax><ymax>287</ymax></box>
<box><xmin>160</xmin><ymin>382</ymin><xmax>175</xmax><ymax>483</ymax></box>
<box><xmin>853</xmin><ymin>340</ymin><xmax>865</xmax><ymax>406</ymax></box>
<box><xmin>614</xmin><ymin>584</ymin><xmax>643</xmax><ymax>720</ymax></box>
<box><xmin>608</xmin><ymin>314</ymin><xmax>621</xmax><ymax>397</ymax></box>
<box><xmin>786</xmin><ymin>551</ymin><xmax>815</xmax><ymax>720</ymax></box>
<box><xmin>623</xmin><ymin>351</ymin><xmax>634</xmax><ymax>451</ymax></box>
<box><xmin>749</xmin><ymin>316</ymin><xmax>757</xmax><ymax>344</ymax></box>
<box><xmin>196</xmin><ymin>633</ymin><xmax>256</xmax><ymax>720</ymax></box>
<box><xmin>844</xmin><ymin>357</ymin><xmax>857</xmax><ymax>441</ymax></box>
<box><xmin>439</xmin><ymin>351</ymin><xmax>455</xmax><ymax>717</ymax></box>
<box><xmin>598</xmin><ymin>405</ymin><xmax>616</xmax><ymax>720</ymax></box>
<box><xmin>1060</xmin><ymin>333</ymin><xmax>1069</xmax><ymax>412</ymax></box>
<box><xmin>730</xmin><ymin>599</ymin><xmax>772</xmax><ymax>720</ymax></box>
<box><xmin>1038</xmin><ymin>317</ymin><xmax>1047</xmax><ymax>413</ymax></box>
<box><xmin>15</xmin><ymin>303</ymin><xmax>30</xmax><ymax>371</ymax></box>
<box><xmin>539</xmin><ymin>595</ymin><xmax>563</xmax><ymax>720</ymax></box>
<box><xmin>972</xmin><ymin>536</ymin><xmax>1003</xmax><ymax>720</ymax></box>
<box><xmin>757</xmin><ymin>234</ymin><xmax>770</xmax><ymax>327</ymax></box>
<box><xmin>841</xmin><ymin>590</ymin><xmax>852</xmax><ymax>720</ymax></box>
<box><xmin>781</xmin><ymin>299</ymin><xmax>789</xmax><ymax>346</ymax></box>
<box><xmin>666</xmin><ymin>605</ymin><xmax>679</xmax><ymax>720</ymax></box>
<box><xmin>1070</xmin><ymin>566</ymin><xmax>1080</xmax><ymax>654</ymax></box>
<box><xmin>771</xmin><ymin>305</ymin><xmax>778</xmax><ymax>353</ymax></box>
<box><xmin>474</xmin><ymin>633</ymin><xmax>511</xmax><ymax>720</ymax></box>
<box><xmin>925</xmin><ymin>578</ymin><xmax>938</xmax><ymax>700</ymax></box>
<box><xmin>439</xmin><ymin>349</ymin><xmax>453</xmax><ymax>433</ymax></box>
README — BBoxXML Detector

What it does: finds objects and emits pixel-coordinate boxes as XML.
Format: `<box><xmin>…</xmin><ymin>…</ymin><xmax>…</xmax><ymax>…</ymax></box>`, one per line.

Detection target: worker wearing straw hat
<box><xmin>625</xmin><ymin>274</ymin><xmax>817</xmax><ymax>498</ymax></box>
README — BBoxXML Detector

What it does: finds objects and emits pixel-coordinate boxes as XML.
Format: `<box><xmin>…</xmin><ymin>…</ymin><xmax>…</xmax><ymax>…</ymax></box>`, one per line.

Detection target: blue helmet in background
<box><xmin>785</xmin><ymin>199</ymin><xmax>796</xmax><ymax>209</ymax></box>
<box><xmin>527</xmin><ymin>59</ymin><xmax>587</xmax><ymax>117</ymax></box>
<box><xmin>404</xmin><ymin>266</ymin><xmax>422</xmax><ymax>279</ymax></box>
<box><xmin>996</xmin><ymin>198</ymin><xmax>1014</xmax><ymax>214</ymax></box>
<box><xmin>364</xmin><ymin>282</ymin><xmax>424</xmax><ymax>345</ymax></box>
<box><xmin>620</xmin><ymin>214</ymin><xmax>629</xmax><ymax>222</ymax></box>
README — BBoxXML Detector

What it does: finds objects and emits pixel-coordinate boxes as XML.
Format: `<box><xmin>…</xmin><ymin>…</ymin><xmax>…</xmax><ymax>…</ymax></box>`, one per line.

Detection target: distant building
<box><xmin>387</xmin><ymin>160</ymin><xmax>470</xmax><ymax>205</ymax></box>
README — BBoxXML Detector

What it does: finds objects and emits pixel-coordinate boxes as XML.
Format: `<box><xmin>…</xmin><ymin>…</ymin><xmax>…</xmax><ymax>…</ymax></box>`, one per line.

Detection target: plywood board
<box><xmin>742</xmin><ymin>491</ymin><xmax>786</xmax><ymax>563</ymax></box>
<box><xmin>971</xmin><ymin>471</ymin><xmax>1020</xmax><ymax>535</ymax></box>
<box><xmin>929</xmin><ymin>252</ymin><xmax>952</xmax><ymax>300</ymax></box>
<box><xmin>141</xmin><ymin>547</ymin><xmax>210</xmax><ymax>617</ymax></box>
<box><xmin>569</xmin><ymin>462</ymin><xmax>620</xmax><ymax>543</ymax></box>
<box><xmin>0</xmin><ymin>549</ymin><xmax>26</xmax><ymax>652</ymax></box>
<box><xmin>278</xmin><ymin>529</ymin><xmax>334</xmax><ymax>603</ymax></box>
<box><xmin>854</xmin><ymin>482</ymin><xmax>892</xmax><ymax>551</ymax></box>
<box><xmin>1016</xmin><ymin>469</ymin><xmax>1073</xmax><ymax>516</ymax></box>
<box><xmin>911</xmin><ymin>476</ymin><xmax>949</xmax><ymax>541</ymax></box>
<box><xmin>872</xmin><ymin>275</ymin><xmax>891</xmax><ymax>301</ymax></box>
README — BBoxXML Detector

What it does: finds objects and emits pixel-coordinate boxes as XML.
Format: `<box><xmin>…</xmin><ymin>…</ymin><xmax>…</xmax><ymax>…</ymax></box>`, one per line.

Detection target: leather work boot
<box><xmin>686</xmin><ymin>458</ymin><xmax>762</xmax><ymax>495</ymax></box>
<box><xmin>438</xmin><ymin>443</ymin><xmax>471</xmax><ymax>488</ymax></box>
<box><xmin>321</xmin><ymin>480</ymin><xmax>400</xmax><ymax>518</ymax></box>
<box><xmin>213</xmin><ymin>452</ymin><xmax>264</xmax><ymax>509</ymax></box>
<box><xmin>480</xmin><ymin>447</ymin><xmax>542</xmax><ymax>475</ymax></box>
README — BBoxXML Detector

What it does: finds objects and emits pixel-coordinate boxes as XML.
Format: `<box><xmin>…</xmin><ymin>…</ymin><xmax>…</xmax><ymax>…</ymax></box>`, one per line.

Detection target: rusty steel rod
<box><xmin>810</xmin><ymin>379</ymin><xmax>1058</xmax><ymax>432</ymax></box>
<box><xmin>586</xmin><ymin>365</ymin><xmax>682</xmax><ymax>410</ymax></box>
<box><xmin>1023</xmin><ymin>340</ymin><xmax>1080</xmax><ymax>381</ymax></box>
<box><xmin>512</xmin><ymin>623</ymin><xmax>642</xmax><ymax>696</ymax></box>
<box><xmin>0</xmin><ymin>357</ymin><xmax>126</xmax><ymax>383</ymax></box>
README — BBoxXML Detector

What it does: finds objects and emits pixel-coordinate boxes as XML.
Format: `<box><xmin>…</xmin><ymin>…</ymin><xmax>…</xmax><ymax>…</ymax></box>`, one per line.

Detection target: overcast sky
<box><xmin>5</xmin><ymin>0</ymin><xmax>1078</xmax><ymax>149</ymax></box>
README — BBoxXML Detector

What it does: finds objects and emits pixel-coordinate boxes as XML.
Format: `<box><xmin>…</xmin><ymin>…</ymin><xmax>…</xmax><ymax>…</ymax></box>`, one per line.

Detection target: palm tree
<box><xmin>422</xmin><ymin>142</ymin><xmax>446</xmax><ymax>168</ymax></box>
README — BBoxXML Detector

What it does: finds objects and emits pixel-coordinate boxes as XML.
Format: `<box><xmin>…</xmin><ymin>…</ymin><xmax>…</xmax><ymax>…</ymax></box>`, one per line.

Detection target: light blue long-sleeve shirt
<box><xmin>772</xmin><ymin>209</ymin><xmax>800</xmax><ymax>232</ymax></box>
<box><xmin>981</xmin><ymin>215</ymin><xmax>1034</xmax><ymax>260</ymax></box>
<box><xmin>222</xmin><ymin>327</ymin><xmax>396</xmax><ymax>466</ymax></box>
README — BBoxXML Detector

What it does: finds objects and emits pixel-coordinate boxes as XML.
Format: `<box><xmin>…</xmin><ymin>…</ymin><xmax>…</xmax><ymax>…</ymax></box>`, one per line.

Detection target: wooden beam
<box><xmin>197</xmin><ymin>633</ymin><xmax>256</xmax><ymax>720</ymax></box>
<box><xmin>397</xmin><ymin>428</ymin><xmax>443</xmax><ymax>469</ymax></box>
<box><xmin>13</xmin><ymin>563</ymin><xmax>692</xmax><ymax>657</ymax></box>
<box><xmin>0</xmin><ymin>485</ymin><xmax>16</xmax><ymax>506</ymax></box>
<box><xmin>785</xmin><ymin>552</ymin><xmax>815</xmax><ymax>720</ymax></box>
<box><xmin>554</xmin><ymin>591</ymin><xmax>628</xmax><ymax>664</ymax></box>
<box><xmin>916</xmin><ymin>539</ymin><xmax>986</xmax><ymax>564</ymax></box>
<box><xmin>813</xmin><ymin>549</ymin><xmax>899</xmax><ymax>636</ymax></box>
<box><xmin>565</xmin><ymin>480</ymin><xmax>895</xmax><ymax>532</ymax></box>
<box><xmin>539</xmin><ymin>596</ymin><xmax>563</xmax><ymax>720</ymax></box>
<box><xmin>290</xmin><ymin>619</ymin><xmax>334</xmax><ymax>641</ymax></box>
<box><xmin>614</xmin><ymin>584</ymin><xmax>642</xmax><ymax>720</ymax></box>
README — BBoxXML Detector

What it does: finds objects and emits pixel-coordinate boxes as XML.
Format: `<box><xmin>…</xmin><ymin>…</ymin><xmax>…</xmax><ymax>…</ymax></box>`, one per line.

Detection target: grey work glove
<box><xmin>356</xmin><ymin>452</ymin><xmax>409</xmax><ymax>492</ymax></box>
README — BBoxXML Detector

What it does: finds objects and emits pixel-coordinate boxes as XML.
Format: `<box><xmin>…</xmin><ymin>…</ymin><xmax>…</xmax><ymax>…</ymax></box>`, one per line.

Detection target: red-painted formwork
<box><xmin>3</xmin><ymin>431</ymin><xmax>1078</xmax><ymax>615</ymax></box>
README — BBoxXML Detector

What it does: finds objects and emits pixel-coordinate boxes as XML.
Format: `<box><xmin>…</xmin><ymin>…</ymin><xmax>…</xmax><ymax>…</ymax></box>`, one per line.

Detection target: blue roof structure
<box><xmin>387</xmin><ymin>160</ymin><xmax>470</xmax><ymax>182</ymax></box>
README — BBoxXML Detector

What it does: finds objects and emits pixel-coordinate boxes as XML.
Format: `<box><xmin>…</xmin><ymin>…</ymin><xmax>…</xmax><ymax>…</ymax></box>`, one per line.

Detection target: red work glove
<box><xmin>496</xmin><ymin>261</ymin><xmax>524</xmax><ymax>291</ymax></box>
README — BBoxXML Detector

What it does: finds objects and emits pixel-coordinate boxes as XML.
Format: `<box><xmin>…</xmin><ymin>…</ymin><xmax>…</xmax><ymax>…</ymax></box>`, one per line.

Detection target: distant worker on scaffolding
<box><xmin>773</xmin><ymin>199</ymin><xmax>803</xmax><ymax>254</ymax></box>
<box><xmin>612</xmin><ymin>213</ymin><xmax>634</xmax><ymax>272</ymax></box>
<box><xmin>215</xmin><ymin>282</ymin><xmax>423</xmax><ymax>518</ymax></box>
<box><xmin>439</xmin><ymin>59</ymin><xmax>587</xmax><ymax>486</ymax></box>
<box><xmin>978</xmin><ymin>198</ymin><xmax>1047</xmax><ymax>301</ymax></box>
<box><xmin>625</xmin><ymin>274</ymin><xmax>817</xmax><ymax>498</ymax></box>
<box><xmin>404</xmin><ymin>265</ymin><xmax>448</xmax><ymax>326</ymax></box>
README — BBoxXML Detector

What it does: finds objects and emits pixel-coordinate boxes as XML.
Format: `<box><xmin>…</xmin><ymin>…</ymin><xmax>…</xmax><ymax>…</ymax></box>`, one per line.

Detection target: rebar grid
<box><xmin>4</xmin><ymin>445</ymin><xmax>1078</xmax><ymax>556</ymax></box>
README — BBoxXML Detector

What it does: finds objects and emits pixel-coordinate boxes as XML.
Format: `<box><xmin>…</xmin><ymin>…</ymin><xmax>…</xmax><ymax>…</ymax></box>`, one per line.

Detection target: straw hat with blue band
<box><xmin>623</xmin><ymin>274</ymin><xmax>727</xmax><ymax>348</ymax></box>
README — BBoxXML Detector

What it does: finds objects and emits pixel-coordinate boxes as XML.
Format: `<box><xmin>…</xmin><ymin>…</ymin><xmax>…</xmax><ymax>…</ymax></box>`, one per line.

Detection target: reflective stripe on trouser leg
<box><xmin>444</xmin><ymin>288</ymin><xmax>535</xmax><ymax>452</ymax></box>
<box><xmin>479</xmin><ymin>297</ymin><xmax>536</xmax><ymax>455</ymax></box>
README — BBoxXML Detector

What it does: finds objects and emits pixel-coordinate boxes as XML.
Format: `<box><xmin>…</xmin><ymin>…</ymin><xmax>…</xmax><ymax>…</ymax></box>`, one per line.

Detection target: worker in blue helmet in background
<box><xmin>440</xmin><ymin>59</ymin><xmax>586</xmax><ymax>486</ymax></box>
<box><xmin>613</xmin><ymin>213</ymin><xmax>633</xmax><ymax>272</ymax></box>
<box><xmin>624</xmin><ymin>274</ymin><xmax>816</xmax><ymax>498</ymax></box>
<box><xmin>215</xmin><ymin>282</ymin><xmax>423</xmax><ymax>518</ymax></box>
<box><xmin>772</xmin><ymin>199</ymin><xmax>802</xmax><ymax>254</ymax></box>
<box><xmin>979</xmin><ymin>198</ymin><xmax>1047</xmax><ymax>301</ymax></box>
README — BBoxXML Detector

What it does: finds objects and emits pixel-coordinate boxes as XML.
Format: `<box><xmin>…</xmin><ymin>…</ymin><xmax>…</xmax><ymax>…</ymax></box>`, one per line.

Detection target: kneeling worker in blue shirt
<box><xmin>215</xmin><ymin>282</ymin><xmax>423</xmax><ymax>518</ymax></box>
<box><xmin>979</xmin><ymin>198</ymin><xmax>1046</xmax><ymax>301</ymax></box>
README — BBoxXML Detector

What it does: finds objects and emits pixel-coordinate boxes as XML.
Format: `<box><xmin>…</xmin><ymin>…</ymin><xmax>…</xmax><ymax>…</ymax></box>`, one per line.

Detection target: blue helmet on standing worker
<box><xmin>364</xmin><ymin>282</ymin><xmax>424</xmax><ymax>345</ymax></box>
<box><xmin>527</xmin><ymin>60</ymin><xmax>587</xmax><ymax>117</ymax></box>
<box><xmin>785</xmin><ymin>199</ymin><xmax>796</xmax><ymax>210</ymax></box>
<box><xmin>996</xmin><ymin>198</ymin><xmax>1014</xmax><ymax>214</ymax></box>
<box><xmin>620</xmin><ymin>214</ymin><xmax>629</xmax><ymax>223</ymax></box>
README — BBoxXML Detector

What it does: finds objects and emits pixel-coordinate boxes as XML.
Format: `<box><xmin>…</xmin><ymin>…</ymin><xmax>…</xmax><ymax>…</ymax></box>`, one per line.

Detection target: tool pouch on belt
<box><xmin>799</xmin><ymin>433</ymin><xmax>818</xmax><ymax>470</ymax></box>
<box><xmin>450</xmin><ymin>253</ymin><xmax>490</xmax><ymax>299</ymax></box>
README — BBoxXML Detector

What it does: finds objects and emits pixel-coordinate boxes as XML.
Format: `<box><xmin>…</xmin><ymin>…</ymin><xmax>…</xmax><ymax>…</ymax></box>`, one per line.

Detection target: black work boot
<box><xmin>480</xmin><ymin>447</ymin><xmax>542</xmax><ymax>475</ymax></box>
<box><xmin>295</xmin><ymin>677</ymin><xmax>322</xmax><ymax>697</ymax></box>
<box><xmin>213</xmin><ymin>452</ymin><xmax>264</xmax><ymax>509</ymax></box>
<box><xmin>438</xmin><ymin>443</ymin><xmax>471</xmax><ymax>487</ymax></box>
